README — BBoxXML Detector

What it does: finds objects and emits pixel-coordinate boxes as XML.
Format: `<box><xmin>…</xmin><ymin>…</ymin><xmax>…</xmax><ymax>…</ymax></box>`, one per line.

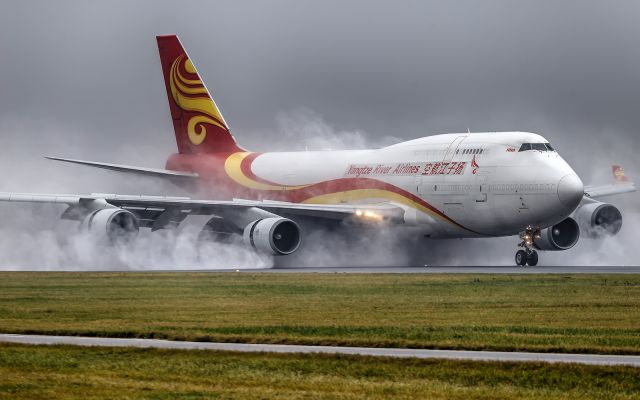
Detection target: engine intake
<box><xmin>534</xmin><ymin>217</ymin><xmax>580</xmax><ymax>251</ymax></box>
<box><xmin>243</xmin><ymin>217</ymin><xmax>301</xmax><ymax>255</ymax></box>
<box><xmin>80</xmin><ymin>208</ymin><xmax>139</xmax><ymax>243</ymax></box>
<box><xmin>574</xmin><ymin>202</ymin><xmax>622</xmax><ymax>238</ymax></box>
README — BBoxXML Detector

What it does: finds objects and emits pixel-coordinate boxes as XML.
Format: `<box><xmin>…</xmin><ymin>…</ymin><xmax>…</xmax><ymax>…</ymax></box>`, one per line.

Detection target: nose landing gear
<box><xmin>515</xmin><ymin>226</ymin><xmax>541</xmax><ymax>267</ymax></box>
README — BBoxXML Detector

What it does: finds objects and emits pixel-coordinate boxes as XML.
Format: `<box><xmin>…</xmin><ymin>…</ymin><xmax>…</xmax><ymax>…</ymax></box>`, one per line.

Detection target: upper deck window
<box><xmin>519</xmin><ymin>143</ymin><xmax>555</xmax><ymax>152</ymax></box>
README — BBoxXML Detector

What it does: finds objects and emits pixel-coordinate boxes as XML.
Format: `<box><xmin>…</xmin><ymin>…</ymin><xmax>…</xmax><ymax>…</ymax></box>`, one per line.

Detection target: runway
<box><xmin>6</xmin><ymin>265</ymin><xmax>640</xmax><ymax>273</ymax></box>
<box><xmin>212</xmin><ymin>265</ymin><xmax>640</xmax><ymax>274</ymax></box>
<box><xmin>1</xmin><ymin>334</ymin><xmax>639</xmax><ymax>367</ymax></box>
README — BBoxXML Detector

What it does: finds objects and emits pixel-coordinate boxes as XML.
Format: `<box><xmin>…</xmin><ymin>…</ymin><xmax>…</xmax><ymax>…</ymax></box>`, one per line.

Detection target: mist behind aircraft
<box><xmin>0</xmin><ymin>0</ymin><xmax>638</xmax><ymax>268</ymax></box>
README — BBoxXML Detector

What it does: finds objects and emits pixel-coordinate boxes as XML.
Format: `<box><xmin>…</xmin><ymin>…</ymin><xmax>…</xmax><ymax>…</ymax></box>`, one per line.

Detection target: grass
<box><xmin>0</xmin><ymin>273</ymin><xmax>639</xmax><ymax>354</ymax></box>
<box><xmin>1</xmin><ymin>343</ymin><xmax>639</xmax><ymax>399</ymax></box>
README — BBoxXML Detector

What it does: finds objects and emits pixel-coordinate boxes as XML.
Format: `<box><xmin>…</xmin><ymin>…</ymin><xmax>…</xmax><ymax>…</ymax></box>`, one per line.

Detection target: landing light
<box><xmin>355</xmin><ymin>209</ymin><xmax>384</xmax><ymax>221</ymax></box>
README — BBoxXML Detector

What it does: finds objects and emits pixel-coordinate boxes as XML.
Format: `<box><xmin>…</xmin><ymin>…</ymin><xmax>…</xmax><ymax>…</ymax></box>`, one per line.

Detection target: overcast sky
<box><xmin>1</xmin><ymin>0</ymin><xmax>639</xmax><ymax>194</ymax></box>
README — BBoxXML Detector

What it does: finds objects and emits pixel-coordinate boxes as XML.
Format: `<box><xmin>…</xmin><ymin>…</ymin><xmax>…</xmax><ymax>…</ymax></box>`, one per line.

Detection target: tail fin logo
<box><xmin>169</xmin><ymin>55</ymin><xmax>228</xmax><ymax>146</ymax></box>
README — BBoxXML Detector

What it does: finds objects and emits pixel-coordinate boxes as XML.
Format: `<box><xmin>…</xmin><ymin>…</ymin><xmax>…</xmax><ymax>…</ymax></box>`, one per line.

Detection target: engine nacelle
<box><xmin>574</xmin><ymin>201</ymin><xmax>622</xmax><ymax>238</ymax></box>
<box><xmin>80</xmin><ymin>208</ymin><xmax>139</xmax><ymax>243</ymax></box>
<box><xmin>243</xmin><ymin>217</ymin><xmax>301</xmax><ymax>255</ymax></box>
<box><xmin>534</xmin><ymin>217</ymin><xmax>580</xmax><ymax>251</ymax></box>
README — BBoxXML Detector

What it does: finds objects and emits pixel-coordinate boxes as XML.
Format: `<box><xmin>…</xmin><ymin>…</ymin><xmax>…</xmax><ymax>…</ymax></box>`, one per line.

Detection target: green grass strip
<box><xmin>1</xmin><ymin>343</ymin><xmax>639</xmax><ymax>399</ymax></box>
<box><xmin>0</xmin><ymin>272</ymin><xmax>639</xmax><ymax>354</ymax></box>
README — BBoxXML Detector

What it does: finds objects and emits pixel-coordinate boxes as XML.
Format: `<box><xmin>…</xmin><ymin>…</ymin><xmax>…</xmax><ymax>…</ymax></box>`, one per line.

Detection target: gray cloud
<box><xmin>2</xmin><ymin>1</ymin><xmax>639</xmax><ymax>171</ymax></box>
<box><xmin>0</xmin><ymin>0</ymin><xmax>638</xmax><ymax>267</ymax></box>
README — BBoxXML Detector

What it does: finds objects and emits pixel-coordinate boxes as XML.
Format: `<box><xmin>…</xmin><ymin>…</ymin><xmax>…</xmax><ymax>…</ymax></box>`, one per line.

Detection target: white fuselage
<box><xmin>243</xmin><ymin>132</ymin><xmax>584</xmax><ymax>238</ymax></box>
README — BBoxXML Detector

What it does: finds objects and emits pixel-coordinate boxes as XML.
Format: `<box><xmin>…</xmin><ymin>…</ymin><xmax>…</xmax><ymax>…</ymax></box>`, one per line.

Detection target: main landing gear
<box><xmin>515</xmin><ymin>226</ymin><xmax>541</xmax><ymax>267</ymax></box>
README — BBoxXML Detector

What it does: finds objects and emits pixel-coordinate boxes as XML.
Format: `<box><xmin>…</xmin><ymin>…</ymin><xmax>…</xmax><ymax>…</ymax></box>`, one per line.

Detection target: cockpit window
<box><xmin>519</xmin><ymin>143</ymin><xmax>555</xmax><ymax>152</ymax></box>
<box><xmin>531</xmin><ymin>143</ymin><xmax>547</xmax><ymax>151</ymax></box>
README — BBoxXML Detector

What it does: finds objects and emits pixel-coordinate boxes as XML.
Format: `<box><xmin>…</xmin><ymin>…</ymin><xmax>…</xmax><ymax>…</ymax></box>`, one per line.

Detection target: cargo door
<box><xmin>443</xmin><ymin>136</ymin><xmax>467</xmax><ymax>163</ymax></box>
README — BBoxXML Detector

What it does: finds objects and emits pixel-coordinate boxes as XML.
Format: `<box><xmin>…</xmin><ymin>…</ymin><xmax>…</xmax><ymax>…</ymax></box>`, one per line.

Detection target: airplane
<box><xmin>0</xmin><ymin>35</ymin><xmax>635</xmax><ymax>267</ymax></box>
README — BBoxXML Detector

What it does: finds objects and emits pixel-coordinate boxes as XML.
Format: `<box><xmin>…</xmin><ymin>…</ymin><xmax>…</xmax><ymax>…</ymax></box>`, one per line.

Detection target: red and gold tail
<box><xmin>157</xmin><ymin>35</ymin><xmax>242</xmax><ymax>154</ymax></box>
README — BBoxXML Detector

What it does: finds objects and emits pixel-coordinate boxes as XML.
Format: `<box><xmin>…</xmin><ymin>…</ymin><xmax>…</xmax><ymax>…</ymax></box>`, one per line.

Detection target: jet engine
<box><xmin>534</xmin><ymin>217</ymin><xmax>580</xmax><ymax>251</ymax></box>
<box><xmin>243</xmin><ymin>217</ymin><xmax>301</xmax><ymax>255</ymax></box>
<box><xmin>80</xmin><ymin>208</ymin><xmax>140</xmax><ymax>243</ymax></box>
<box><xmin>573</xmin><ymin>201</ymin><xmax>622</xmax><ymax>238</ymax></box>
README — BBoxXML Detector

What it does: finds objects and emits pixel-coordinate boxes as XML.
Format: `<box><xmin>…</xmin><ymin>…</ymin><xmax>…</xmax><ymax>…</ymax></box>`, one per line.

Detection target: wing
<box><xmin>584</xmin><ymin>183</ymin><xmax>636</xmax><ymax>198</ymax></box>
<box><xmin>583</xmin><ymin>165</ymin><xmax>636</xmax><ymax>199</ymax></box>
<box><xmin>0</xmin><ymin>192</ymin><xmax>406</xmax><ymax>230</ymax></box>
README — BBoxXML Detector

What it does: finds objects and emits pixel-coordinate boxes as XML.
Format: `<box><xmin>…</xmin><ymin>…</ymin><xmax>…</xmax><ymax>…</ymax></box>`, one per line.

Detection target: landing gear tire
<box><xmin>527</xmin><ymin>250</ymin><xmax>538</xmax><ymax>267</ymax></box>
<box><xmin>515</xmin><ymin>226</ymin><xmax>542</xmax><ymax>267</ymax></box>
<box><xmin>515</xmin><ymin>250</ymin><xmax>527</xmax><ymax>266</ymax></box>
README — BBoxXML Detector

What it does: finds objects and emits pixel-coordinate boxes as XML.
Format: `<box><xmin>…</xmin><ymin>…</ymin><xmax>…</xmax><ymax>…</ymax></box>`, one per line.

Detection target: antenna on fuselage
<box><xmin>467</xmin><ymin>128</ymin><xmax>471</xmax><ymax>134</ymax></box>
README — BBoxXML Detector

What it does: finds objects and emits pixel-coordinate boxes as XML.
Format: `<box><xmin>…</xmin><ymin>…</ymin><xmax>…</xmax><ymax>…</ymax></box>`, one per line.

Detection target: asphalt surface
<box><xmin>6</xmin><ymin>266</ymin><xmax>640</xmax><ymax>273</ymax></box>
<box><xmin>207</xmin><ymin>265</ymin><xmax>640</xmax><ymax>274</ymax></box>
<box><xmin>1</xmin><ymin>334</ymin><xmax>639</xmax><ymax>367</ymax></box>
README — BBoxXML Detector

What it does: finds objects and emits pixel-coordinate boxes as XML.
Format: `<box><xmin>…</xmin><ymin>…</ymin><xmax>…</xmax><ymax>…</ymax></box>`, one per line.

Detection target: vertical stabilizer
<box><xmin>157</xmin><ymin>35</ymin><xmax>242</xmax><ymax>154</ymax></box>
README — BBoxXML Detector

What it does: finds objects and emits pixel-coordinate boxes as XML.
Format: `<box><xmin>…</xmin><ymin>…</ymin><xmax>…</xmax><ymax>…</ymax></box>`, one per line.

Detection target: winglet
<box><xmin>612</xmin><ymin>165</ymin><xmax>629</xmax><ymax>183</ymax></box>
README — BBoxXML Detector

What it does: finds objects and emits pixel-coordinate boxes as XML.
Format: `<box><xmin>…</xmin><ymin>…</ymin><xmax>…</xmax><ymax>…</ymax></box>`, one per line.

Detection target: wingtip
<box><xmin>612</xmin><ymin>164</ymin><xmax>630</xmax><ymax>183</ymax></box>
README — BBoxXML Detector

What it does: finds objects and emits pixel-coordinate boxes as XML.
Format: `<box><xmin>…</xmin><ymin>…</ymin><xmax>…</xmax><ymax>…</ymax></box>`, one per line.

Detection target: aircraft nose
<box><xmin>557</xmin><ymin>174</ymin><xmax>584</xmax><ymax>209</ymax></box>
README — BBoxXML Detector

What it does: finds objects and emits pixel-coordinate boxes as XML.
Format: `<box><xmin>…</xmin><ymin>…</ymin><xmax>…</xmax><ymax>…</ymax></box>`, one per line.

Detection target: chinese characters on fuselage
<box><xmin>345</xmin><ymin>162</ymin><xmax>467</xmax><ymax>177</ymax></box>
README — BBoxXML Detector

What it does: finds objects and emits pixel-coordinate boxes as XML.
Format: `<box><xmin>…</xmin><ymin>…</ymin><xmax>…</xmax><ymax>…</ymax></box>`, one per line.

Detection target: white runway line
<box><xmin>1</xmin><ymin>334</ymin><xmax>639</xmax><ymax>367</ymax></box>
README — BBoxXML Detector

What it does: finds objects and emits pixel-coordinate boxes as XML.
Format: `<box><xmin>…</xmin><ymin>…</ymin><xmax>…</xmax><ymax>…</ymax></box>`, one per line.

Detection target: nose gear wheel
<box><xmin>516</xmin><ymin>226</ymin><xmax>541</xmax><ymax>267</ymax></box>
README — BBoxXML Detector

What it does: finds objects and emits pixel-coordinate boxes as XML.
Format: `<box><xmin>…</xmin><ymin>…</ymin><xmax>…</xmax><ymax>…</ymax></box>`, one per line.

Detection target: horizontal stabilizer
<box><xmin>46</xmin><ymin>156</ymin><xmax>199</xmax><ymax>180</ymax></box>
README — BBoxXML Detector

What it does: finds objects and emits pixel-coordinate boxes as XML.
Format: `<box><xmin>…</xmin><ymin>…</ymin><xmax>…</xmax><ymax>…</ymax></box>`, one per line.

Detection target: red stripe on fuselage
<box><xmin>287</xmin><ymin>178</ymin><xmax>474</xmax><ymax>232</ymax></box>
<box><xmin>239</xmin><ymin>153</ymin><xmax>285</xmax><ymax>186</ymax></box>
<box><xmin>165</xmin><ymin>152</ymin><xmax>480</xmax><ymax>234</ymax></box>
